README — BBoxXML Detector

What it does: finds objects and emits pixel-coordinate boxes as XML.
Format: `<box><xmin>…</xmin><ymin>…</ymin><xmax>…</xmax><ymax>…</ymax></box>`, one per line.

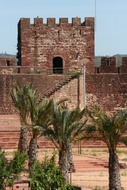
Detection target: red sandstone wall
<box><xmin>121</xmin><ymin>57</ymin><xmax>127</xmax><ymax>73</ymax></box>
<box><xmin>1</xmin><ymin>72</ymin><xmax>127</xmax><ymax>114</ymax></box>
<box><xmin>17</xmin><ymin>17</ymin><xmax>95</xmax><ymax>74</ymax></box>
<box><xmin>1</xmin><ymin>72</ymin><xmax>127</xmax><ymax>113</ymax></box>
<box><xmin>0</xmin><ymin>74</ymin><xmax>48</xmax><ymax>114</ymax></box>
<box><xmin>0</xmin><ymin>74</ymin><xmax>84</xmax><ymax>114</ymax></box>
<box><xmin>49</xmin><ymin>75</ymin><xmax>84</xmax><ymax>110</ymax></box>
<box><xmin>99</xmin><ymin>57</ymin><xmax>118</xmax><ymax>73</ymax></box>
<box><xmin>86</xmin><ymin>73</ymin><xmax>127</xmax><ymax>111</ymax></box>
<box><xmin>0</xmin><ymin>57</ymin><xmax>17</xmax><ymax>74</ymax></box>
<box><xmin>95</xmin><ymin>56</ymin><xmax>127</xmax><ymax>74</ymax></box>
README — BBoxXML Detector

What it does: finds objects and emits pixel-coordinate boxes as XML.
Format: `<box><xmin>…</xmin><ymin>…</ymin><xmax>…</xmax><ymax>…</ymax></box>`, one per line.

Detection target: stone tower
<box><xmin>17</xmin><ymin>17</ymin><xmax>94</xmax><ymax>74</ymax></box>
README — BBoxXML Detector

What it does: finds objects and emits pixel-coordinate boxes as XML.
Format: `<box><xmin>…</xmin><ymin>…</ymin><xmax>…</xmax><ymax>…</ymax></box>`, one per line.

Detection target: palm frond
<box><xmin>85</xmin><ymin>105</ymin><xmax>127</xmax><ymax>151</ymax></box>
<box><xmin>11</xmin><ymin>83</ymin><xmax>33</xmax><ymax>123</ymax></box>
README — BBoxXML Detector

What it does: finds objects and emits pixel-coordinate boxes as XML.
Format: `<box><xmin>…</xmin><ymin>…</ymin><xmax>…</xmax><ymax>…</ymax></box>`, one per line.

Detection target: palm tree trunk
<box><xmin>59</xmin><ymin>150</ymin><xmax>69</xmax><ymax>184</ymax></box>
<box><xmin>67</xmin><ymin>142</ymin><xmax>75</xmax><ymax>173</ymax></box>
<box><xmin>28</xmin><ymin>138</ymin><xmax>38</xmax><ymax>168</ymax></box>
<box><xmin>109</xmin><ymin>149</ymin><xmax>122</xmax><ymax>190</ymax></box>
<box><xmin>18</xmin><ymin>125</ymin><xmax>28</xmax><ymax>153</ymax></box>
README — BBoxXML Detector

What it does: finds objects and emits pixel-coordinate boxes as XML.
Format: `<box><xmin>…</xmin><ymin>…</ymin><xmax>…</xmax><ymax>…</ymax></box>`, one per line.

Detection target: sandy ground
<box><xmin>4</xmin><ymin>148</ymin><xmax>127</xmax><ymax>190</ymax></box>
<box><xmin>72</xmin><ymin>154</ymin><xmax>127</xmax><ymax>190</ymax></box>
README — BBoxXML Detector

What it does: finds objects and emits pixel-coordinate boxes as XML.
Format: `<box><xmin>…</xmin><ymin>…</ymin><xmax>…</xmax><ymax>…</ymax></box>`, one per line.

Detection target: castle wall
<box><xmin>95</xmin><ymin>56</ymin><xmax>127</xmax><ymax>74</ymax></box>
<box><xmin>0</xmin><ymin>74</ymin><xmax>83</xmax><ymax>114</ymax></box>
<box><xmin>49</xmin><ymin>75</ymin><xmax>84</xmax><ymax>110</ymax></box>
<box><xmin>0</xmin><ymin>57</ymin><xmax>17</xmax><ymax>74</ymax></box>
<box><xmin>1</xmin><ymin>72</ymin><xmax>127</xmax><ymax>114</ymax></box>
<box><xmin>86</xmin><ymin>73</ymin><xmax>127</xmax><ymax>111</ymax></box>
<box><xmin>121</xmin><ymin>57</ymin><xmax>127</xmax><ymax>73</ymax></box>
<box><xmin>17</xmin><ymin>17</ymin><xmax>95</xmax><ymax>74</ymax></box>
<box><xmin>99</xmin><ymin>57</ymin><xmax>118</xmax><ymax>73</ymax></box>
<box><xmin>0</xmin><ymin>74</ymin><xmax>48</xmax><ymax>114</ymax></box>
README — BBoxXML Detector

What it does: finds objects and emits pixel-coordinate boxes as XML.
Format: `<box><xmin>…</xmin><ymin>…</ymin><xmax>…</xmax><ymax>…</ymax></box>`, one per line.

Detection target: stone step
<box><xmin>0</xmin><ymin>114</ymin><xmax>126</xmax><ymax>150</ymax></box>
<box><xmin>0</xmin><ymin>115</ymin><xmax>21</xmax><ymax>131</ymax></box>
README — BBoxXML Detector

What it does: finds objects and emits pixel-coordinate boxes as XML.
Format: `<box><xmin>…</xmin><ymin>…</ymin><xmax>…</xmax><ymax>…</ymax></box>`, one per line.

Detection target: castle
<box><xmin>1</xmin><ymin>16</ymin><xmax>127</xmax><ymax>149</ymax></box>
<box><xmin>0</xmin><ymin>17</ymin><xmax>127</xmax><ymax>114</ymax></box>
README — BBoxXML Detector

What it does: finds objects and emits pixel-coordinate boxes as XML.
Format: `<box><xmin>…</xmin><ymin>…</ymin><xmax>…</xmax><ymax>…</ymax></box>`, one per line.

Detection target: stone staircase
<box><xmin>0</xmin><ymin>115</ymin><xmax>126</xmax><ymax>150</ymax></box>
<box><xmin>43</xmin><ymin>73</ymin><xmax>79</xmax><ymax>97</ymax></box>
<box><xmin>0</xmin><ymin>131</ymin><xmax>19</xmax><ymax>149</ymax></box>
<box><xmin>0</xmin><ymin>115</ymin><xmax>54</xmax><ymax>149</ymax></box>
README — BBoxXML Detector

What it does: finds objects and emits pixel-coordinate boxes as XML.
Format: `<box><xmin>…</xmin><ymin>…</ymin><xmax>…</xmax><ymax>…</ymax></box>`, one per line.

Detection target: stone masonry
<box><xmin>1</xmin><ymin>17</ymin><xmax>127</xmax><ymax>114</ymax></box>
<box><xmin>87</xmin><ymin>56</ymin><xmax>127</xmax><ymax>111</ymax></box>
<box><xmin>0</xmin><ymin>57</ymin><xmax>17</xmax><ymax>74</ymax></box>
<box><xmin>17</xmin><ymin>17</ymin><xmax>94</xmax><ymax>74</ymax></box>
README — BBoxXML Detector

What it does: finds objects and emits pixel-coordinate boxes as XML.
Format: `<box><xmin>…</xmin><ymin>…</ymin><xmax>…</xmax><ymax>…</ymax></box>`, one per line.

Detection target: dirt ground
<box><xmin>4</xmin><ymin>147</ymin><xmax>127</xmax><ymax>190</ymax></box>
<box><xmin>72</xmin><ymin>148</ymin><xmax>127</xmax><ymax>190</ymax></box>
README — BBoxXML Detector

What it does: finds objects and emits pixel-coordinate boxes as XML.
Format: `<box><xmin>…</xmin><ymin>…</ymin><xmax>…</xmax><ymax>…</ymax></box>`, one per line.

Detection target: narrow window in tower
<box><xmin>7</xmin><ymin>60</ymin><xmax>10</xmax><ymax>66</ymax></box>
<box><xmin>96</xmin><ymin>67</ymin><xmax>100</xmax><ymax>73</ymax></box>
<box><xmin>106</xmin><ymin>60</ymin><xmax>110</xmax><ymax>66</ymax></box>
<box><xmin>53</xmin><ymin>57</ymin><xmax>63</xmax><ymax>74</ymax></box>
<box><xmin>118</xmin><ymin>67</ymin><xmax>121</xmax><ymax>74</ymax></box>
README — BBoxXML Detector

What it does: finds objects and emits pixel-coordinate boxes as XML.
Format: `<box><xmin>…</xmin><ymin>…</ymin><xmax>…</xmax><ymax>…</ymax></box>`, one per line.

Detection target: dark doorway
<box><xmin>96</xmin><ymin>67</ymin><xmax>100</xmax><ymax>73</ymax></box>
<box><xmin>53</xmin><ymin>57</ymin><xmax>63</xmax><ymax>74</ymax></box>
<box><xmin>118</xmin><ymin>67</ymin><xmax>121</xmax><ymax>74</ymax></box>
<box><xmin>7</xmin><ymin>60</ymin><xmax>10</xmax><ymax>66</ymax></box>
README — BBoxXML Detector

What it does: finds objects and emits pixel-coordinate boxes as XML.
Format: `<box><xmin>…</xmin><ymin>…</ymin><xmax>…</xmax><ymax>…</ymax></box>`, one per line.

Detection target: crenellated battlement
<box><xmin>19</xmin><ymin>17</ymin><xmax>94</xmax><ymax>28</ymax></box>
<box><xmin>95</xmin><ymin>56</ymin><xmax>127</xmax><ymax>74</ymax></box>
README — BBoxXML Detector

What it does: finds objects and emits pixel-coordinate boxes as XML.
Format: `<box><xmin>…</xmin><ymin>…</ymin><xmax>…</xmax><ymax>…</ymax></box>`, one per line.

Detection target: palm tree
<box><xmin>11</xmin><ymin>83</ymin><xmax>33</xmax><ymax>153</ymax></box>
<box><xmin>41</xmin><ymin>100</ymin><xmax>86</xmax><ymax>184</ymax></box>
<box><xmin>84</xmin><ymin>106</ymin><xmax>127</xmax><ymax>190</ymax></box>
<box><xmin>28</xmin><ymin>97</ymin><xmax>52</xmax><ymax>168</ymax></box>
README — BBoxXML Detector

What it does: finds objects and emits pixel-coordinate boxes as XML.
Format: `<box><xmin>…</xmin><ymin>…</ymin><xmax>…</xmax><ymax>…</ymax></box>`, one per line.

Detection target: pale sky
<box><xmin>0</xmin><ymin>0</ymin><xmax>127</xmax><ymax>56</ymax></box>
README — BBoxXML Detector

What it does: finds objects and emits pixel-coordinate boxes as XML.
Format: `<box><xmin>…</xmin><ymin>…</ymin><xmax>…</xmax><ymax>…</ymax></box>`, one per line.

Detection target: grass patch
<box><xmin>116</xmin><ymin>149</ymin><xmax>127</xmax><ymax>155</ymax></box>
<box><xmin>101</xmin><ymin>149</ymin><xmax>108</xmax><ymax>153</ymax></box>
<box><xmin>78</xmin><ymin>148</ymin><xmax>109</xmax><ymax>159</ymax></box>
<box><xmin>91</xmin><ymin>153</ymin><xmax>97</xmax><ymax>156</ymax></box>
<box><xmin>121</xmin><ymin>169</ymin><xmax>127</xmax><ymax>176</ymax></box>
<box><xmin>121</xmin><ymin>158</ymin><xmax>127</xmax><ymax>162</ymax></box>
<box><xmin>93</xmin><ymin>186</ymin><xmax>101</xmax><ymax>190</ymax></box>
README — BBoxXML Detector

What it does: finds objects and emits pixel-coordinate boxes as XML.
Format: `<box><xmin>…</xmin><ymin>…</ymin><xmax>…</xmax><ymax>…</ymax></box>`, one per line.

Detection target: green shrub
<box><xmin>9</xmin><ymin>150</ymin><xmax>27</xmax><ymax>174</ymax></box>
<box><xmin>0</xmin><ymin>148</ymin><xmax>27</xmax><ymax>188</ymax></box>
<box><xmin>0</xmin><ymin>148</ymin><xmax>9</xmax><ymax>189</ymax></box>
<box><xmin>30</xmin><ymin>152</ymin><xmax>75</xmax><ymax>190</ymax></box>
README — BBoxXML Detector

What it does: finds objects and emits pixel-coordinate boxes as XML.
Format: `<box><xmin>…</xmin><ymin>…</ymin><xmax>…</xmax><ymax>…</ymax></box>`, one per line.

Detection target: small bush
<box><xmin>9</xmin><ymin>150</ymin><xmax>27</xmax><ymax>174</ymax></box>
<box><xmin>0</xmin><ymin>148</ymin><xmax>9</xmax><ymax>189</ymax></box>
<box><xmin>0</xmin><ymin>148</ymin><xmax>27</xmax><ymax>188</ymax></box>
<box><xmin>30</xmin><ymin>152</ymin><xmax>75</xmax><ymax>190</ymax></box>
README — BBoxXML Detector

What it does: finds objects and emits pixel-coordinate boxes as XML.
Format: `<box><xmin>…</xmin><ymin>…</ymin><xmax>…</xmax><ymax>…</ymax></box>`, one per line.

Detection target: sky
<box><xmin>0</xmin><ymin>0</ymin><xmax>127</xmax><ymax>56</ymax></box>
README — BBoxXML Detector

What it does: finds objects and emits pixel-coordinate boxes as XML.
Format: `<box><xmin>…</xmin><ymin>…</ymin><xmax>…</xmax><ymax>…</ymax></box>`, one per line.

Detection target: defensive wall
<box><xmin>87</xmin><ymin>56</ymin><xmax>127</xmax><ymax>111</ymax></box>
<box><xmin>0</xmin><ymin>56</ymin><xmax>127</xmax><ymax>114</ymax></box>
<box><xmin>0</xmin><ymin>57</ymin><xmax>16</xmax><ymax>74</ymax></box>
